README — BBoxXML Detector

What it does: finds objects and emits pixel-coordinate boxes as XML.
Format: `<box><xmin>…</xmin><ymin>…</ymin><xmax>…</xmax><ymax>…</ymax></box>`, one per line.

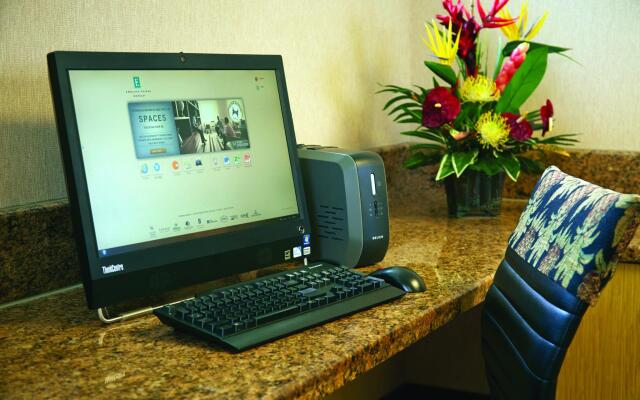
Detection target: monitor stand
<box><xmin>97</xmin><ymin>297</ymin><xmax>192</xmax><ymax>324</ymax></box>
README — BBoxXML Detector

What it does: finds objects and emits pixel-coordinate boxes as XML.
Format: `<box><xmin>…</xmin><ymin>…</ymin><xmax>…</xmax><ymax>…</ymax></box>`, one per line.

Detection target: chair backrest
<box><xmin>482</xmin><ymin>166</ymin><xmax>639</xmax><ymax>400</ymax></box>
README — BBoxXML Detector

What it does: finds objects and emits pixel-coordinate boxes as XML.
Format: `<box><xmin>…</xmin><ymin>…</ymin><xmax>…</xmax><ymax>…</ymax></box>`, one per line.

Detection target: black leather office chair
<box><xmin>481</xmin><ymin>166</ymin><xmax>640</xmax><ymax>399</ymax></box>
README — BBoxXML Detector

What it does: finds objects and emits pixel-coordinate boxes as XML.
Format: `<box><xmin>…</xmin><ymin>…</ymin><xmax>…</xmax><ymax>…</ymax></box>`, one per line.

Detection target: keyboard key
<box><xmin>306</xmin><ymin>292</ymin><xmax>326</xmax><ymax>301</ymax></box>
<box><xmin>326</xmin><ymin>293</ymin><xmax>338</xmax><ymax>303</ymax></box>
<box><xmin>174</xmin><ymin>306</ymin><xmax>190</xmax><ymax>318</ymax></box>
<box><xmin>216</xmin><ymin>319</ymin><xmax>231</xmax><ymax>326</ymax></box>
<box><xmin>214</xmin><ymin>323</ymin><xmax>236</xmax><ymax>336</ymax></box>
<box><xmin>197</xmin><ymin>317</ymin><xmax>213</xmax><ymax>328</ymax></box>
<box><xmin>255</xmin><ymin>305</ymin><xmax>299</xmax><ymax>325</ymax></box>
<box><xmin>243</xmin><ymin>318</ymin><xmax>257</xmax><ymax>328</ymax></box>
<box><xmin>233</xmin><ymin>321</ymin><xmax>247</xmax><ymax>331</ymax></box>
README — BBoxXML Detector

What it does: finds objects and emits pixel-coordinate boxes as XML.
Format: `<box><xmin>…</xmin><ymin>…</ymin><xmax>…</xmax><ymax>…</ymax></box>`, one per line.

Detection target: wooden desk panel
<box><xmin>558</xmin><ymin>263</ymin><xmax>640</xmax><ymax>400</ymax></box>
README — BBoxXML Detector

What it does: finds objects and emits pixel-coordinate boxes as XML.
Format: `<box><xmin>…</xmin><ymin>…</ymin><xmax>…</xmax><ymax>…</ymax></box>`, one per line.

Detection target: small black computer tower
<box><xmin>298</xmin><ymin>146</ymin><xmax>389</xmax><ymax>267</ymax></box>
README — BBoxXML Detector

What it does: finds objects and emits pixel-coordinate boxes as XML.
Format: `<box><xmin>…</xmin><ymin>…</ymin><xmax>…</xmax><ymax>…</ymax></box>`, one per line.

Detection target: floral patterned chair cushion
<box><xmin>508</xmin><ymin>166</ymin><xmax>640</xmax><ymax>305</ymax></box>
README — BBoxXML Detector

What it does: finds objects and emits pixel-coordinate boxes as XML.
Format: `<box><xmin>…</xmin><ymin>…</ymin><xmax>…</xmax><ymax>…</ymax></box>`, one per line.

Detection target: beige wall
<box><xmin>517</xmin><ymin>0</ymin><xmax>640</xmax><ymax>152</ymax></box>
<box><xmin>1</xmin><ymin>0</ymin><xmax>638</xmax><ymax>208</ymax></box>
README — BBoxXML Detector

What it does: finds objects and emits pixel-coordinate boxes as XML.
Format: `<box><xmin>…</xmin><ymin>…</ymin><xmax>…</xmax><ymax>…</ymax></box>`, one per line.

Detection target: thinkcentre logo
<box><xmin>102</xmin><ymin>264</ymin><xmax>124</xmax><ymax>274</ymax></box>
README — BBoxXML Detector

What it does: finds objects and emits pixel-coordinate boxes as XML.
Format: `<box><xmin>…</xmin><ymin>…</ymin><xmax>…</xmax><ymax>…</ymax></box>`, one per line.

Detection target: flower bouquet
<box><xmin>380</xmin><ymin>0</ymin><xmax>578</xmax><ymax>217</ymax></box>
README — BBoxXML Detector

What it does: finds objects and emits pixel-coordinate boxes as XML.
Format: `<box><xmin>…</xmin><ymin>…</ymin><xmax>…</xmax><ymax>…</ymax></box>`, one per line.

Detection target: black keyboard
<box><xmin>154</xmin><ymin>262</ymin><xmax>405</xmax><ymax>351</ymax></box>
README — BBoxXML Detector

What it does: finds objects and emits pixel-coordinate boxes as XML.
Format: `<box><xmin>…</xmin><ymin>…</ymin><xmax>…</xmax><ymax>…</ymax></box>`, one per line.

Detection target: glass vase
<box><xmin>444</xmin><ymin>170</ymin><xmax>505</xmax><ymax>218</ymax></box>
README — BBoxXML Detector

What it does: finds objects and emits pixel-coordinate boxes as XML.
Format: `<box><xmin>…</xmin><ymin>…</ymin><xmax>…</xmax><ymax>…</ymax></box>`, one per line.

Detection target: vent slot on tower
<box><xmin>315</xmin><ymin>204</ymin><xmax>347</xmax><ymax>241</ymax></box>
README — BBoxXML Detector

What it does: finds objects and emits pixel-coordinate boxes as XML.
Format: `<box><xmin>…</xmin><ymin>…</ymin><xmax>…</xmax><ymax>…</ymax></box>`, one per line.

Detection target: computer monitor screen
<box><xmin>48</xmin><ymin>53</ymin><xmax>310</xmax><ymax>308</ymax></box>
<box><xmin>69</xmin><ymin>69</ymin><xmax>298</xmax><ymax>256</ymax></box>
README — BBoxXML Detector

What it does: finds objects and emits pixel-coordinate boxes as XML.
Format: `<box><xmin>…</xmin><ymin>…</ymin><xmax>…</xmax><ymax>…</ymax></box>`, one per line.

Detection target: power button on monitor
<box><xmin>370</xmin><ymin>173</ymin><xmax>377</xmax><ymax>196</ymax></box>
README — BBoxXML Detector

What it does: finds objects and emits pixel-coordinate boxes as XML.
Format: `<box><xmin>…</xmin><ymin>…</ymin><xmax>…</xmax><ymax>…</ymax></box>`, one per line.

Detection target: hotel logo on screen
<box><xmin>133</xmin><ymin>76</ymin><xmax>141</xmax><ymax>89</ymax></box>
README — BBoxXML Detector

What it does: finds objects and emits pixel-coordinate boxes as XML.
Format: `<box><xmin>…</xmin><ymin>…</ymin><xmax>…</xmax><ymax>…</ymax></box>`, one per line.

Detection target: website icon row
<box><xmin>139</xmin><ymin>152</ymin><xmax>251</xmax><ymax>174</ymax></box>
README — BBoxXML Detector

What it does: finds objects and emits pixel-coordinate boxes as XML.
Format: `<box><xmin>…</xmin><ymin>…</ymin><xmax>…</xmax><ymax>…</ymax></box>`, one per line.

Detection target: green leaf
<box><xmin>424</xmin><ymin>61</ymin><xmax>457</xmax><ymax>86</ymax></box>
<box><xmin>388</xmin><ymin>102</ymin><xmax>422</xmax><ymax>116</ymax></box>
<box><xmin>409</xmin><ymin>143</ymin><xmax>445</xmax><ymax>152</ymax></box>
<box><xmin>395</xmin><ymin>116</ymin><xmax>421</xmax><ymax>124</ymax></box>
<box><xmin>393</xmin><ymin>107</ymin><xmax>422</xmax><ymax>122</ymax></box>
<box><xmin>452</xmin><ymin>149</ymin><xmax>479</xmax><ymax>177</ymax></box>
<box><xmin>470</xmin><ymin>156</ymin><xmax>503</xmax><ymax>176</ymax></box>
<box><xmin>496</xmin><ymin>153</ymin><xmax>521</xmax><ymax>181</ymax></box>
<box><xmin>537</xmin><ymin>133</ymin><xmax>580</xmax><ymax>145</ymax></box>
<box><xmin>400</xmin><ymin>130</ymin><xmax>446</xmax><ymax>144</ymax></box>
<box><xmin>432</xmin><ymin>77</ymin><xmax>440</xmax><ymax>88</ymax></box>
<box><xmin>502</xmin><ymin>41</ymin><xmax>570</xmax><ymax>57</ymax></box>
<box><xmin>495</xmin><ymin>47</ymin><xmax>548</xmax><ymax>114</ymax></box>
<box><xmin>517</xmin><ymin>156</ymin><xmax>544</xmax><ymax>174</ymax></box>
<box><xmin>413</xmin><ymin>85</ymin><xmax>430</xmax><ymax>102</ymax></box>
<box><xmin>383</xmin><ymin>95</ymin><xmax>409</xmax><ymax>111</ymax></box>
<box><xmin>403</xmin><ymin>150</ymin><xmax>442</xmax><ymax>169</ymax></box>
<box><xmin>454</xmin><ymin>101</ymin><xmax>481</xmax><ymax>129</ymax></box>
<box><xmin>456</xmin><ymin>56</ymin><xmax>467</xmax><ymax>79</ymax></box>
<box><xmin>494</xmin><ymin>36</ymin><xmax>504</xmax><ymax>80</ymax></box>
<box><xmin>435</xmin><ymin>153</ymin><xmax>455</xmax><ymax>181</ymax></box>
<box><xmin>376</xmin><ymin>84</ymin><xmax>413</xmax><ymax>95</ymax></box>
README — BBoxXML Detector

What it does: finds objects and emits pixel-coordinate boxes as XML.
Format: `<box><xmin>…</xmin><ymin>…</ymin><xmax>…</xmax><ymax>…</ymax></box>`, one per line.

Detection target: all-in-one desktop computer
<box><xmin>47</xmin><ymin>51</ymin><xmax>406</xmax><ymax>350</ymax></box>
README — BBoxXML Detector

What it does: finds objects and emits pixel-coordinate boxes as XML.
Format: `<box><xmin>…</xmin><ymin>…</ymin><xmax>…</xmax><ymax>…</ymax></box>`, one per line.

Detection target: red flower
<box><xmin>438</xmin><ymin>0</ymin><xmax>474</xmax><ymax>27</ymax></box>
<box><xmin>476</xmin><ymin>0</ymin><xmax>515</xmax><ymax>28</ymax></box>
<box><xmin>422</xmin><ymin>87</ymin><xmax>461</xmax><ymax>128</ymax></box>
<box><xmin>503</xmin><ymin>112</ymin><xmax>533</xmax><ymax>141</ymax></box>
<box><xmin>540</xmin><ymin>99</ymin><xmax>554</xmax><ymax>136</ymax></box>
<box><xmin>458</xmin><ymin>20</ymin><xmax>480</xmax><ymax>59</ymax></box>
<box><xmin>437</xmin><ymin>0</ymin><xmax>515</xmax><ymax>76</ymax></box>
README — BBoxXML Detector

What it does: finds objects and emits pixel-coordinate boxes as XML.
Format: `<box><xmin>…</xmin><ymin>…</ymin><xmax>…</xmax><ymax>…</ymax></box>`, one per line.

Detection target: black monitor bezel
<box><xmin>47</xmin><ymin>51</ymin><xmax>310</xmax><ymax>309</ymax></box>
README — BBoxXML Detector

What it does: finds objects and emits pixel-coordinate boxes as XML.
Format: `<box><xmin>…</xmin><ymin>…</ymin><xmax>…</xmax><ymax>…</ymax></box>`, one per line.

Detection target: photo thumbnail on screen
<box><xmin>129</xmin><ymin>98</ymin><xmax>250</xmax><ymax>159</ymax></box>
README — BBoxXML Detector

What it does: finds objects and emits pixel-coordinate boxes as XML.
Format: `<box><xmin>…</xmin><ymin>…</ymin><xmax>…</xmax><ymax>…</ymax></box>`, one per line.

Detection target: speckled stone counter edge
<box><xmin>1</xmin><ymin>145</ymin><xmax>638</xmax><ymax>304</ymax></box>
<box><xmin>0</xmin><ymin>199</ymin><xmax>80</xmax><ymax>304</ymax></box>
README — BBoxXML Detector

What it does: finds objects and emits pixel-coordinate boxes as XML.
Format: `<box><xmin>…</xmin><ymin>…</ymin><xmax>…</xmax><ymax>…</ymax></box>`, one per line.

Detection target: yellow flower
<box><xmin>460</xmin><ymin>75</ymin><xmax>500</xmax><ymax>102</ymax></box>
<box><xmin>498</xmin><ymin>0</ymin><xmax>548</xmax><ymax>42</ymax></box>
<box><xmin>476</xmin><ymin>112</ymin><xmax>510</xmax><ymax>149</ymax></box>
<box><xmin>422</xmin><ymin>19</ymin><xmax>460</xmax><ymax>66</ymax></box>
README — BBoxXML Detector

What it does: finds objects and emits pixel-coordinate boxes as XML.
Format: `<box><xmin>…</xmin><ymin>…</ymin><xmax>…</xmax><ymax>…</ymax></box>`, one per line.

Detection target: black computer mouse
<box><xmin>369</xmin><ymin>266</ymin><xmax>426</xmax><ymax>293</ymax></box>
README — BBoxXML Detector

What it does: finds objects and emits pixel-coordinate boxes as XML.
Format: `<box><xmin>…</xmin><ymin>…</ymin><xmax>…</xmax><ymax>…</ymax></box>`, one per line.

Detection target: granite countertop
<box><xmin>0</xmin><ymin>202</ymin><xmax>550</xmax><ymax>399</ymax></box>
